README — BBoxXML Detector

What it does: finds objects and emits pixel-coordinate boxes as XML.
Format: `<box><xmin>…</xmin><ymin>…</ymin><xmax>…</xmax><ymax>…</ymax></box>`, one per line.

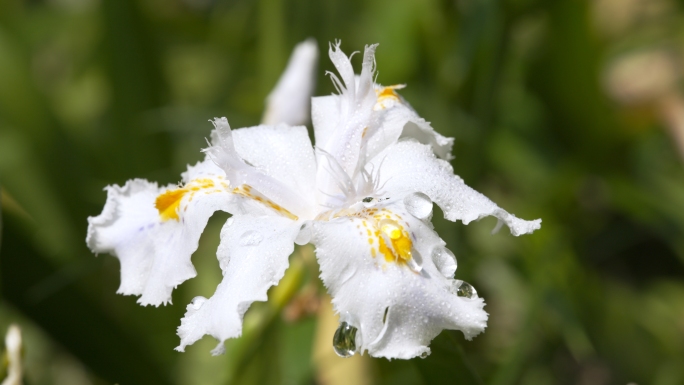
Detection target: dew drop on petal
<box><xmin>295</xmin><ymin>223</ymin><xmax>312</xmax><ymax>245</ymax></box>
<box><xmin>420</xmin><ymin>351</ymin><xmax>429</xmax><ymax>359</ymax></box>
<box><xmin>431</xmin><ymin>246</ymin><xmax>457</xmax><ymax>278</ymax></box>
<box><xmin>403</xmin><ymin>192</ymin><xmax>433</xmax><ymax>220</ymax></box>
<box><xmin>362</xmin><ymin>197</ymin><xmax>375</xmax><ymax>207</ymax></box>
<box><xmin>332</xmin><ymin>322</ymin><xmax>358</xmax><ymax>358</ymax></box>
<box><xmin>239</xmin><ymin>230</ymin><xmax>263</xmax><ymax>246</ymax></box>
<box><xmin>406</xmin><ymin>251</ymin><xmax>423</xmax><ymax>273</ymax></box>
<box><xmin>190</xmin><ymin>296</ymin><xmax>207</xmax><ymax>310</ymax></box>
<box><xmin>451</xmin><ymin>280</ymin><xmax>478</xmax><ymax>299</ymax></box>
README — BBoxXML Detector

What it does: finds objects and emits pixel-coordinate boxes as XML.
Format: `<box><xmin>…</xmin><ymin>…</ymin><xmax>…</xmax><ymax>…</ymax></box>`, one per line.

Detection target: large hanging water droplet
<box><xmin>431</xmin><ymin>246</ymin><xmax>457</xmax><ymax>278</ymax></box>
<box><xmin>190</xmin><ymin>296</ymin><xmax>207</xmax><ymax>310</ymax></box>
<box><xmin>332</xmin><ymin>322</ymin><xmax>358</xmax><ymax>358</ymax></box>
<box><xmin>451</xmin><ymin>280</ymin><xmax>478</xmax><ymax>299</ymax></box>
<box><xmin>404</xmin><ymin>192</ymin><xmax>433</xmax><ymax>220</ymax></box>
<box><xmin>239</xmin><ymin>230</ymin><xmax>263</xmax><ymax>246</ymax></box>
<box><xmin>294</xmin><ymin>223</ymin><xmax>312</xmax><ymax>245</ymax></box>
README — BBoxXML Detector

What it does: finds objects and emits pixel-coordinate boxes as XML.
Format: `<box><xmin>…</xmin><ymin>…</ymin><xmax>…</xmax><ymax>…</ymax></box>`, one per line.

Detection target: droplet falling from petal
<box><xmin>332</xmin><ymin>322</ymin><xmax>358</xmax><ymax>358</ymax></box>
<box><xmin>431</xmin><ymin>246</ymin><xmax>457</xmax><ymax>278</ymax></box>
<box><xmin>403</xmin><ymin>192</ymin><xmax>433</xmax><ymax>220</ymax></box>
<box><xmin>451</xmin><ymin>280</ymin><xmax>478</xmax><ymax>299</ymax></box>
<box><xmin>239</xmin><ymin>230</ymin><xmax>263</xmax><ymax>246</ymax></box>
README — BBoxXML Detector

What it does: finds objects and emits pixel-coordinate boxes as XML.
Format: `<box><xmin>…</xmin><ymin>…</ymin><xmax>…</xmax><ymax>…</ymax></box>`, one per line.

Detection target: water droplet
<box><xmin>431</xmin><ymin>246</ymin><xmax>457</xmax><ymax>278</ymax></box>
<box><xmin>295</xmin><ymin>223</ymin><xmax>312</xmax><ymax>245</ymax></box>
<box><xmin>405</xmin><ymin>254</ymin><xmax>423</xmax><ymax>273</ymax></box>
<box><xmin>451</xmin><ymin>280</ymin><xmax>478</xmax><ymax>299</ymax></box>
<box><xmin>190</xmin><ymin>296</ymin><xmax>207</xmax><ymax>310</ymax></box>
<box><xmin>420</xmin><ymin>351</ymin><xmax>429</xmax><ymax>359</ymax></box>
<box><xmin>332</xmin><ymin>322</ymin><xmax>358</xmax><ymax>358</ymax></box>
<box><xmin>239</xmin><ymin>230</ymin><xmax>263</xmax><ymax>246</ymax></box>
<box><xmin>403</xmin><ymin>192</ymin><xmax>433</xmax><ymax>220</ymax></box>
<box><xmin>362</xmin><ymin>196</ymin><xmax>376</xmax><ymax>208</ymax></box>
<box><xmin>226</xmin><ymin>217</ymin><xmax>234</xmax><ymax>226</ymax></box>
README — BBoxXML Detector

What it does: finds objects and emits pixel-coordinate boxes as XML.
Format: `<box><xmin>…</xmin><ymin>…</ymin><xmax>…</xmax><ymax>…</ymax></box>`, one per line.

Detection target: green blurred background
<box><xmin>2</xmin><ymin>0</ymin><xmax>684</xmax><ymax>384</ymax></box>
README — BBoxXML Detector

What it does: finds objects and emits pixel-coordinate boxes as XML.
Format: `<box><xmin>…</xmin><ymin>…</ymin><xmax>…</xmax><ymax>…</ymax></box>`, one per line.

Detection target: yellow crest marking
<box><xmin>155</xmin><ymin>178</ymin><xmax>219</xmax><ymax>221</ymax></box>
<box><xmin>335</xmin><ymin>205</ymin><xmax>416</xmax><ymax>268</ymax></box>
<box><xmin>155</xmin><ymin>189</ymin><xmax>186</xmax><ymax>221</ymax></box>
<box><xmin>378</xmin><ymin>218</ymin><xmax>413</xmax><ymax>264</ymax></box>
<box><xmin>232</xmin><ymin>184</ymin><xmax>299</xmax><ymax>221</ymax></box>
<box><xmin>374</xmin><ymin>84</ymin><xmax>406</xmax><ymax>111</ymax></box>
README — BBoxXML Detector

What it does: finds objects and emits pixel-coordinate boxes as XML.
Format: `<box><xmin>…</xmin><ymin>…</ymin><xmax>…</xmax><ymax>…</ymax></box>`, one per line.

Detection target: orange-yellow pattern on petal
<box><xmin>155</xmin><ymin>178</ymin><xmax>225</xmax><ymax>221</ymax></box>
<box><xmin>232</xmin><ymin>184</ymin><xmax>299</xmax><ymax>221</ymax></box>
<box><xmin>374</xmin><ymin>85</ymin><xmax>405</xmax><ymax>111</ymax></box>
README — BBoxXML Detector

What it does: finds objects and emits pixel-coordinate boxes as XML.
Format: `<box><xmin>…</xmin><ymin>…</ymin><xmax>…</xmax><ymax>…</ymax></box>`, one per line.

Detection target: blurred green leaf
<box><xmin>0</xmin><ymin>210</ymin><xmax>173</xmax><ymax>385</ymax></box>
<box><xmin>413</xmin><ymin>331</ymin><xmax>483</xmax><ymax>385</ymax></box>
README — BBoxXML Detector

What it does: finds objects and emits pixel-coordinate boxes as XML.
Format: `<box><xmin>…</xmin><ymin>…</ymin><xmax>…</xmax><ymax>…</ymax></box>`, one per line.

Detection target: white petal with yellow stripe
<box><xmin>371</xmin><ymin>139</ymin><xmax>542</xmax><ymax>236</ymax></box>
<box><xmin>86</xmin><ymin>158</ymin><xmax>233</xmax><ymax>306</ymax></box>
<box><xmin>311</xmin><ymin>199</ymin><xmax>488</xmax><ymax>359</ymax></box>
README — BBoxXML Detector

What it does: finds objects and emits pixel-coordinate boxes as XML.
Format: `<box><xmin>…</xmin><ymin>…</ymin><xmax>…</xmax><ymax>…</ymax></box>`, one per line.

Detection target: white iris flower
<box><xmin>87</xmin><ymin>41</ymin><xmax>541</xmax><ymax>360</ymax></box>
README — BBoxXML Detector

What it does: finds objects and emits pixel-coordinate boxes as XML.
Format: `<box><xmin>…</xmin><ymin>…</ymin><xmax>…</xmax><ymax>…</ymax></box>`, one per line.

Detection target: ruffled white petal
<box><xmin>182</xmin><ymin>154</ymin><xmax>225</xmax><ymax>183</ymax></box>
<box><xmin>315</xmin><ymin>43</ymin><xmax>378</xmax><ymax>199</ymax></box>
<box><xmin>365</xmin><ymin>92</ymin><xmax>454</xmax><ymax>161</ymax></box>
<box><xmin>176</xmin><ymin>214</ymin><xmax>300</xmax><ymax>354</ymax></box>
<box><xmin>262</xmin><ymin>38</ymin><xmax>318</xmax><ymax>126</ymax></box>
<box><xmin>371</xmin><ymin>140</ymin><xmax>541</xmax><ymax>236</ymax></box>
<box><xmin>86</xmin><ymin>160</ymin><xmax>234</xmax><ymax>305</ymax></box>
<box><xmin>232</xmin><ymin>123</ymin><xmax>317</xmax><ymax>205</ymax></box>
<box><xmin>313</xmin><ymin>62</ymin><xmax>454</xmax><ymax>163</ymax></box>
<box><xmin>313</xmin><ymin>88</ymin><xmax>455</xmax><ymax>166</ymax></box>
<box><xmin>311</xmin><ymin>201</ymin><xmax>487</xmax><ymax>359</ymax></box>
<box><xmin>311</xmin><ymin>94</ymin><xmax>340</xmax><ymax>149</ymax></box>
<box><xmin>207</xmin><ymin>118</ymin><xmax>317</xmax><ymax>219</ymax></box>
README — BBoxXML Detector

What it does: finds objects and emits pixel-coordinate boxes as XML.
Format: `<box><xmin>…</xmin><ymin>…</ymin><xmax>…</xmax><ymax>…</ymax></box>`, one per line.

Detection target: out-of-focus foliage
<box><xmin>1</xmin><ymin>0</ymin><xmax>683</xmax><ymax>384</ymax></box>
